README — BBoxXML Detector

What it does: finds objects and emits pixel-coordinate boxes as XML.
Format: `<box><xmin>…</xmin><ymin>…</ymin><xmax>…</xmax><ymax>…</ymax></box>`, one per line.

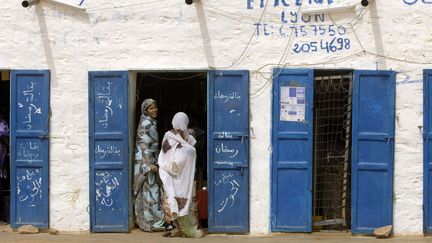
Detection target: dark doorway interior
<box><xmin>135</xmin><ymin>71</ymin><xmax>208</xmax><ymax>227</ymax></box>
<box><xmin>312</xmin><ymin>70</ymin><xmax>352</xmax><ymax>231</ymax></box>
<box><xmin>0</xmin><ymin>70</ymin><xmax>10</xmax><ymax>224</ymax></box>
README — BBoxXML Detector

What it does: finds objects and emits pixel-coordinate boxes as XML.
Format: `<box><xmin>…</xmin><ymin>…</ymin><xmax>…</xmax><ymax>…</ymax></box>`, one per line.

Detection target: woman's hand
<box><xmin>178</xmin><ymin>130</ymin><xmax>188</xmax><ymax>140</ymax></box>
<box><xmin>150</xmin><ymin>165</ymin><xmax>158</xmax><ymax>173</ymax></box>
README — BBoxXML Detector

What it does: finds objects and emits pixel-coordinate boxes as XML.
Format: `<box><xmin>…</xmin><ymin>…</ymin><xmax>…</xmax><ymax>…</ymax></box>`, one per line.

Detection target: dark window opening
<box><xmin>312</xmin><ymin>70</ymin><xmax>352</xmax><ymax>231</ymax></box>
<box><xmin>135</xmin><ymin>72</ymin><xmax>208</xmax><ymax>228</ymax></box>
<box><xmin>0</xmin><ymin>70</ymin><xmax>10</xmax><ymax>225</ymax></box>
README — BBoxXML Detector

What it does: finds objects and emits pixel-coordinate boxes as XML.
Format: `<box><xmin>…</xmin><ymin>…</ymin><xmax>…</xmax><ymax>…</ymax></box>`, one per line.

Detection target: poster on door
<box><xmin>280</xmin><ymin>86</ymin><xmax>305</xmax><ymax>122</ymax></box>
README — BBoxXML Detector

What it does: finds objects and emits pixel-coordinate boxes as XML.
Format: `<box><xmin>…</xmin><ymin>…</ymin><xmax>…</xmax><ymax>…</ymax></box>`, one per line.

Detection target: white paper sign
<box><xmin>280</xmin><ymin>86</ymin><xmax>306</xmax><ymax>122</ymax></box>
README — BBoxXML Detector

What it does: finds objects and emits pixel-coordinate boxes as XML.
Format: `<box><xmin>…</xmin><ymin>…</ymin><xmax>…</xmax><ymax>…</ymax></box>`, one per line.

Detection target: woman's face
<box><xmin>146</xmin><ymin>103</ymin><xmax>158</xmax><ymax>119</ymax></box>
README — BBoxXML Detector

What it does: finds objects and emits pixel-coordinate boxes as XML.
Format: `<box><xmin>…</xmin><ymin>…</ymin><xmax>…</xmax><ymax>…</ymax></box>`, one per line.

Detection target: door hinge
<box><xmin>39</xmin><ymin>133</ymin><xmax>49</xmax><ymax>140</ymax></box>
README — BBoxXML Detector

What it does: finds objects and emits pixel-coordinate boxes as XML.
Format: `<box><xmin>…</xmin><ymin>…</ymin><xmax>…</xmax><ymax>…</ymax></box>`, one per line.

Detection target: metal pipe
<box><xmin>22</xmin><ymin>0</ymin><xmax>39</xmax><ymax>8</ymax></box>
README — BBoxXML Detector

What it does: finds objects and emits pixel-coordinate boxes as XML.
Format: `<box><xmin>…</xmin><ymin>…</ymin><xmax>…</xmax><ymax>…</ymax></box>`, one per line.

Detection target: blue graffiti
<box><xmin>404</xmin><ymin>0</ymin><xmax>432</xmax><ymax>4</ymax></box>
<box><xmin>258</xmin><ymin>23</ymin><xmax>346</xmax><ymax>38</ymax></box>
<box><xmin>254</xmin><ymin>23</ymin><xmax>272</xmax><ymax>36</ymax></box>
<box><xmin>281</xmin><ymin>11</ymin><xmax>325</xmax><ymax>23</ymax></box>
<box><xmin>292</xmin><ymin>37</ymin><xmax>351</xmax><ymax>54</ymax></box>
<box><xmin>396</xmin><ymin>72</ymin><xmax>422</xmax><ymax>85</ymax></box>
<box><xmin>247</xmin><ymin>0</ymin><xmax>333</xmax><ymax>9</ymax></box>
<box><xmin>79</xmin><ymin>0</ymin><xmax>85</xmax><ymax>6</ymax></box>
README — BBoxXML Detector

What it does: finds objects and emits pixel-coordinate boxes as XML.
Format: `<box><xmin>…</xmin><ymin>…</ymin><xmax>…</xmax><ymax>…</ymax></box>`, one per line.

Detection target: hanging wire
<box><xmin>250</xmin><ymin>4</ymin><xmax>302</xmax><ymax>98</ymax></box>
<box><xmin>82</xmin><ymin>1</ymin><xmax>432</xmax><ymax>80</ymax></box>
<box><xmin>350</xmin><ymin>26</ymin><xmax>366</xmax><ymax>53</ymax></box>
<box><xmin>199</xmin><ymin>2</ymin><xmax>258</xmax><ymax>24</ymax></box>
<box><xmin>136</xmin><ymin>73</ymin><xmax>143</xmax><ymax>102</ymax></box>
<box><xmin>146</xmin><ymin>73</ymin><xmax>206</xmax><ymax>81</ymax></box>
<box><xmin>202</xmin><ymin>8</ymin><xmax>256</xmax><ymax>25</ymax></box>
<box><xmin>208</xmin><ymin>0</ymin><xmax>270</xmax><ymax>70</ymax></box>
<box><xmin>86</xmin><ymin>0</ymin><xmax>166</xmax><ymax>11</ymax></box>
<box><xmin>364</xmin><ymin>51</ymin><xmax>432</xmax><ymax>65</ymax></box>
<box><xmin>350</xmin><ymin>6</ymin><xmax>369</xmax><ymax>28</ymax></box>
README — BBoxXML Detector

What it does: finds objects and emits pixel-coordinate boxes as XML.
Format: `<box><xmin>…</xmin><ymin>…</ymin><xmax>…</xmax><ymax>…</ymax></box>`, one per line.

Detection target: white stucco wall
<box><xmin>1</xmin><ymin>0</ymin><xmax>430</xmax><ymax>234</ymax></box>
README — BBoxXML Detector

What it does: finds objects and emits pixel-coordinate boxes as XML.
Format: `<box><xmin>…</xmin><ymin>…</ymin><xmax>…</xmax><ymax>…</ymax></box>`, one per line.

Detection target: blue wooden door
<box><xmin>10</xmin><ymin>70</ymin><xmax>50</xmax><ymax>229</ymax></box>
<box><xmin>89</xmin><ymin>71</ymin><xmax>130</xmax><ymax>232</ymax></box>
<box><xmin>271</xmin><ymin>68</ymin><xmax>313</xmax><ymax>232</ymax></box>
<box><xmin>424</xmin><ymin>69</ymin><xmax>432</xmax><ymax>233</ymax></box>
<box><xmin>351</xmin><ymin>70</ymin><xmax>395</xmax><ymax>234</ymax></box>
<box><xmin>208</xmin><ymin>70</ymin><xmax>249</xmax><ymax>233</ymax></box>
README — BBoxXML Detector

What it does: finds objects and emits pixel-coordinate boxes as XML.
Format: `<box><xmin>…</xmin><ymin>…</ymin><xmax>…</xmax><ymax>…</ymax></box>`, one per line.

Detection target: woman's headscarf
<box><xmin>141</xmin><ymin>98</ymin><xmax>156</xmax><ymax>115</ymax></box>
<box><xmin>172</xmin><ymin>112</ymin><xmax>189</xmax><ymax>132</ymax></box>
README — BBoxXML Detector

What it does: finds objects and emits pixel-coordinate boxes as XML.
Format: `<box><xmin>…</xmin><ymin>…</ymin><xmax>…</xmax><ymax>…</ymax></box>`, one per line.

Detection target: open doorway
<box><xmin>0</xmin><ymin>70</ymin><xmax>10</xmax><ymax>225</ymax></box>
<box><xmin>312</xmin><ymin>70</ymin><xmax>352</xmax><ymax>231</ymax></box>
<box><xmin>135</xmin><ymin>71</ymin><xmax>208</xmax><ymax>228</ymax></box>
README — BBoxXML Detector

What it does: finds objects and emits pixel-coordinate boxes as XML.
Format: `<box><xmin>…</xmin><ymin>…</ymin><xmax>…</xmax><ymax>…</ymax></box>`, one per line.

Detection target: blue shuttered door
<box><xmin>271</xmin><ymin>68</ymin><xmax>313</xmax><ymax>232</ymax></box>
<box><xmin>351</xmin><ymin>70</ymin><xmax>395</xmax><ymax>234</ymax></box>
<box><xmin>10</xmin><ymin>70</ymin><xmax>50</xmax><ymax>229</ymax></box>
<box><xmin>89</xmin><ymin>71</ymin><xmax>130</xmax><ymax>232</ymax></box>
<box><xmin>208</xmin><ymin>70</ymin><xmax>249</xmax><ymax>233</ymax></box>
<box><xmin>424</xmin><ymin>69</ymin><xmax>432</xmax><ymax>233</ymax></box>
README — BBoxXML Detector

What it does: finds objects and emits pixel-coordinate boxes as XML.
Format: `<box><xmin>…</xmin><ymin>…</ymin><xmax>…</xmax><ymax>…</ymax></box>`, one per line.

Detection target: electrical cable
<box><xmin>146</xmin><ymin>73</ymin><xmax>206</xmax><ymax>81</ymax></box>
<box><xmin>250</xmin><ymin>4</ymin><xmax>302</xmax><ymax>98</ymax></box>
<box><xmin>350</xmin><ymin>25</ymin><xmax>366</xmax><ymax>53</ymax></box>
<box><xmin>84</xmin><ymin>1</ymin><xmax>432</xmax><ymax>89</ymax></box>
<box><xmin>364</xmin><ymin>50</ymin><xmax>432</xmax><ymax>65</ymax></box>
<box><xmin>199</xmin><ymin>2</ymin><xmax>258</xmax><ymax>23</ymax></box>
<box><xmin>209</xmin><ymin>0</ymin><xmax>270</xmax><ymax>69</ymax></box>
<box><xmin>250</xmin><ymin>50</ymin><xmax>365</xmax><ymax>99</ymax></box>
<box><xmin>86</xmin><ymin>0</ymin><xmax>166</xmax><ymax>11</ymax></box>
<box><xmin>203</xmin><ymin>8</ymin><xmax>256</xmax><ymax>25</ymax></box>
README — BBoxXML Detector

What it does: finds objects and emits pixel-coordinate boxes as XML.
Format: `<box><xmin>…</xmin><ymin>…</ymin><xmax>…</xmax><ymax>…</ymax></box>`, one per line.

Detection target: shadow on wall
<box><xmin>35</xmin><ymin>2</ymin><xmax>90</xmax><ymax>88</ymax></box>
<box><xmin>369</xmin><ymin>2</ymin><xmax>387</xmax><ymax>70</ymax></box>
<box><xmin>195</xmin><ymin>3</ymin><xmax>215</xmax><ymax>68</ymax></box>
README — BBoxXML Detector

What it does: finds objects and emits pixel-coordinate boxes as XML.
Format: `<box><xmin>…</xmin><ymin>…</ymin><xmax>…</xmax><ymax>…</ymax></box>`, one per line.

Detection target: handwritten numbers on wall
<box><xmin>248</xmin><ymin>1</ymin><xmax>352</xmax><ymax>54</ymax></box>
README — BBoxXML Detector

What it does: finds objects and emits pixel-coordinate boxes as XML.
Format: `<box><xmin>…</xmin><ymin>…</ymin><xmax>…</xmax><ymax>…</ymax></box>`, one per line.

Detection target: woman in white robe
<box><xmin>158</xmin><ymin>112</ymin><xmax>204</xmax><ymax>238</ymax></box>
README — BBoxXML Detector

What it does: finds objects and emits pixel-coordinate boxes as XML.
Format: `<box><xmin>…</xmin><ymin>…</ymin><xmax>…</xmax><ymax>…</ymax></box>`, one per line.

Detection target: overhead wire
<box><xmin>364</xmin><ymin>51</ymin><xmax>432</xmax><ymax>65</ymax></box>
<box><xmin>208</xmin><ymin>0</ymin><xmax>270</xmax><ymax>69</ymax></box>
<box><xmin>199</xmin><ymin>2</ymin><xmax>258</xmax><ymax>24</ymax></box>
<box><xmin>86</xmin><ymin>0</ymin><xmax>166</xmax><ymax>11</ymax></box>
<box><xmin>83</xmin><ymin>1</ymin><xmax>432</xmax><ymax>86</ymax></box>
<box><xmin>250</xmin><ymin>4</ymin><xmax>302</xmax><ymax>98</ymax></box>
<box><xmin>146</xmin><ymin>73</ymin><xmax>206</xmax><ymax>81</ymax></box>
<box><xmin>249</xmin><ymin>3</ymin><xmax>376</xmax><ymax>98</ymax></box>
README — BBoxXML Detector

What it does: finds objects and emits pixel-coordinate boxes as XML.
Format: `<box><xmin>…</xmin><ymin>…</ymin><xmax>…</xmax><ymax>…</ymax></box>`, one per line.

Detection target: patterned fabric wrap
<box><xmin>176</xmin><ymin>191</ymin><xmax>204</xmax><ymax>238</ymax></box>
<box><xmin>162</xmin><ymin>183</ymin><xmax>204</xmax><ymax>238</ymax></box>
<box><xmin>0</xmin><ymin>119</ymin><xmax>8</xmax><ymax>137</ymax></box>
<box><xmin>133</xmin><ymin>112</ymin><xmax>164</xmax><ymax>232</ymax></box>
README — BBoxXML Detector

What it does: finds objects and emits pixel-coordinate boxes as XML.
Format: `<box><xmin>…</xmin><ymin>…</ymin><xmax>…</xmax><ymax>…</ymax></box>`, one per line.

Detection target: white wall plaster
<box><xmin>0</xmin><ymin>0</ymin><xmax>429</xmax><ymax>234</ymax></box>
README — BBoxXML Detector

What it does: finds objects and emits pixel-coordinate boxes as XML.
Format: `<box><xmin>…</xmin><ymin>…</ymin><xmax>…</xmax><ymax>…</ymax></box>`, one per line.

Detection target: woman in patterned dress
<box><xmin>133</xmin><ymin>99</ymin><xmax>165</xmax><ymax>232</ymax></box>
